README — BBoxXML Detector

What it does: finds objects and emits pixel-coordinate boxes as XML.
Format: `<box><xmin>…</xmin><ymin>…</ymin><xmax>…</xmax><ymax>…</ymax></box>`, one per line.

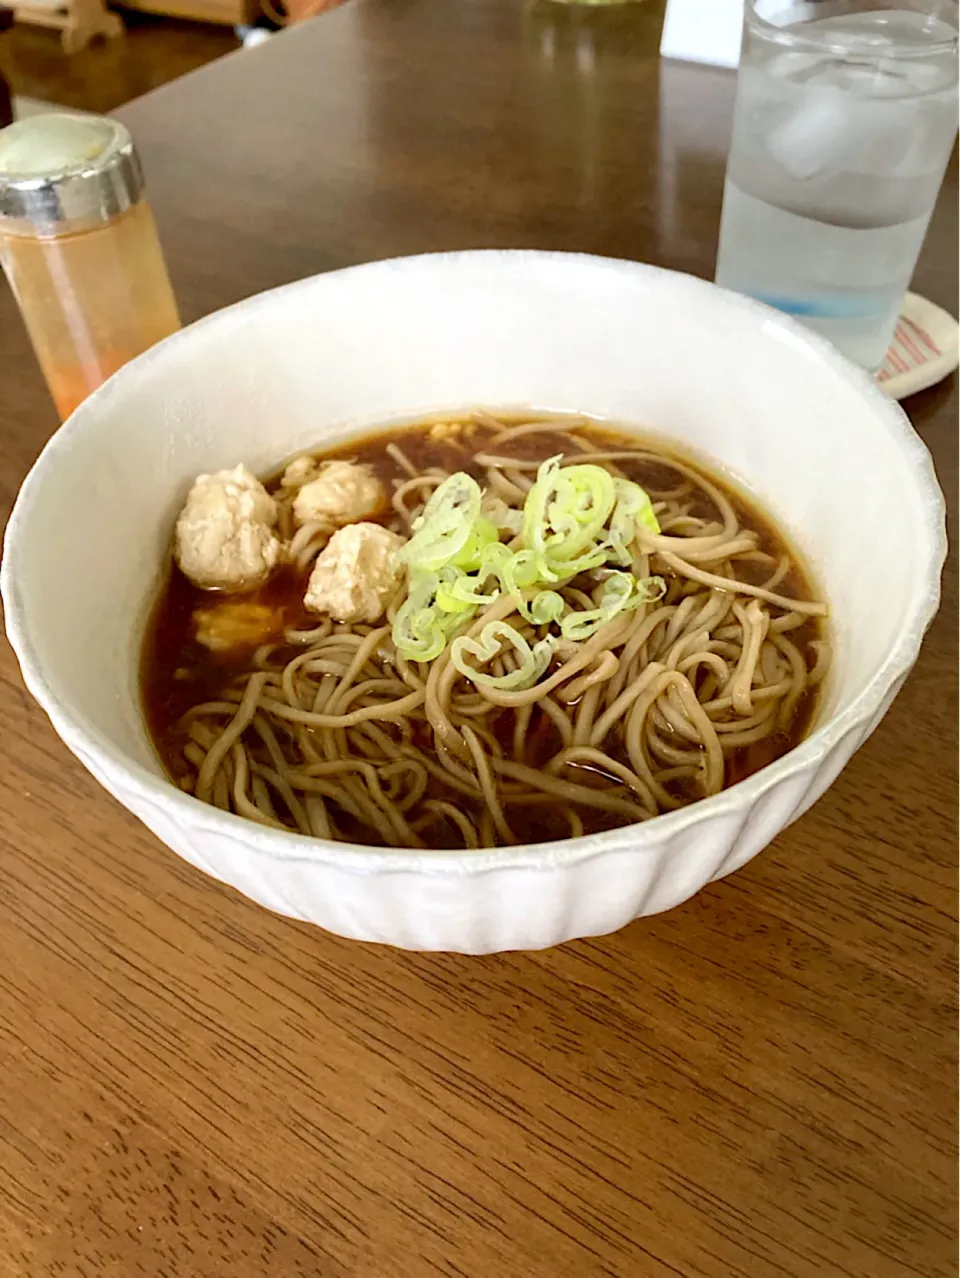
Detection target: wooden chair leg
<box><xmin>61</xmin><ymin>0</ymin><xmax>123</xmax><ymax>51</ymax></box>
<box><xmin>8</xmin><ymin>0</ymin><xmax>123</xmax><ymax>55</ymax></box>
<box><xmin>0</xmin><ymin>5</ymin><xmax>14</xmax><ymax>126</ymax></box>
<box><xmin>0</xmin><ymin>75</ymin><xmax>12</xmax><ymax>129</ymax></box>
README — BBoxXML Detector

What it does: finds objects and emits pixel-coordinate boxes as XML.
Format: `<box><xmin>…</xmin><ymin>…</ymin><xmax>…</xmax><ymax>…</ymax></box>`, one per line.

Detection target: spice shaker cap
<box><xmin>0</xmin><ymin>112</ymin><xmax>144</xmax><ymax>236</ymax></box>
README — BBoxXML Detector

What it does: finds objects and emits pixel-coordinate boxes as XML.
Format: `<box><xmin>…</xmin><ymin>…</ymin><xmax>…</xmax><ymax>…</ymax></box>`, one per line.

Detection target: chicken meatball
<box><xmin>292</xmin><ymin>460</ymin><xmax>384</xmax><ymax>530</ymax></box>
<box><xmin>280</xmin><ymin>454</ymin><xmax>319</xmax><ymax>490</ymax></box>
<box><xmin>303</xmin><ymin>523</ymin><xmax>405</xmax><ymax>624</ymax></box>
<box><xmin>175</xmin><ymin>464</ymin><xmax>280</xmax><ymax>591</ymax></box>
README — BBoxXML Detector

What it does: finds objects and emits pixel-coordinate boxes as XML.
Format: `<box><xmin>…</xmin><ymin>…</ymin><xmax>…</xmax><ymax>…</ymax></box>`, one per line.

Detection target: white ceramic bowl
<box><xmin>2</xmin><ymin>251</ymin><xmax>946</xmax><ymax>953</ymax></box>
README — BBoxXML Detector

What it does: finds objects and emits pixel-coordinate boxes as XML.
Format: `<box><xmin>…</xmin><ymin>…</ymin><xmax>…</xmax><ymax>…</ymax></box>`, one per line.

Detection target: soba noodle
<box><xmin>143</xmin><ymin>413</ymin><xmax>829</xmax><ymax>849</ymax></box>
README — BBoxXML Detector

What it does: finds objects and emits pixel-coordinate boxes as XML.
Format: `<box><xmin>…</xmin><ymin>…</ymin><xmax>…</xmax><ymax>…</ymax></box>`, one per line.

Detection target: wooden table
<box><xmin>1</xmin><ymin>3</ymin><xmax>956</xmax><ymax>1274</ymax></box>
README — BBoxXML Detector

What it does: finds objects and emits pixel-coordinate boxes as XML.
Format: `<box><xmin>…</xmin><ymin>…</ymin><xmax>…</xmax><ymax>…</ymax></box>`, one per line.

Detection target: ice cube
<box><xmin>767</xmin><ymin>75</ymin><xmax>924</xmax><ymax>181</ymax></box>
<box><xmin>766</xmin><ymin>84</ymin><xmax>852</xmax><ymax>179</ymax></box>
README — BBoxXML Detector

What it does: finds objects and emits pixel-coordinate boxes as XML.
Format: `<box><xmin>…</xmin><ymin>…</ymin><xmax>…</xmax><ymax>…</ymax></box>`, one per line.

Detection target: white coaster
<box><xmin>660</xmin><ymin>0</ymin><xmax>744</xmax><ymax>68</ymax></box>
<box><xmin>876</xmin><ymin>293</ymin><xmax>959</xmax><ymax>401</ymax></box>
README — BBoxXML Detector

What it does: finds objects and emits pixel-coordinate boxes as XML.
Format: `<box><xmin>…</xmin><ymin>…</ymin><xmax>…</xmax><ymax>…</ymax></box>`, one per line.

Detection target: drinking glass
<box><xmin>715</xmin><ymin>0</ymin><xmax>959</xmax><ymax>370</ymax></box>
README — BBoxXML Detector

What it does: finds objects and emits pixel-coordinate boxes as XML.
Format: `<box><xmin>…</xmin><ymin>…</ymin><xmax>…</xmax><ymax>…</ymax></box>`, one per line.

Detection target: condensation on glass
<box><xmin>0</xmin><ymin>113</ymin><xmax>180</xmax><ymax>420</ymax></box>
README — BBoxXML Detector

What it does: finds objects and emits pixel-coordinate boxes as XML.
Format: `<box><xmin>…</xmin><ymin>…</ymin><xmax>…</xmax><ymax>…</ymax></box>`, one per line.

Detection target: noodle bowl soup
<box><xmin>142</xmin><ymin>411</ymin><xmax>829</xmax><ymax>850</ymax></box>
<box><xmin>4</xmin><ymin>251</ymin><xmax>943</xmax><ymax>950</ymax></box>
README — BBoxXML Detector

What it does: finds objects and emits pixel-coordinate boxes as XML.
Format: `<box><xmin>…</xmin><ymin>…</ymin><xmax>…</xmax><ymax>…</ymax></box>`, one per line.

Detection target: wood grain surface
<box><xmin>0</xmin><ymin>10</ymin><xmax>238</xmax><ymax>115</ymax></box>
<box><xmin>0</xmin><ymin>2</ymin><xmax>956</xmax><ymax>1274</ymax></box>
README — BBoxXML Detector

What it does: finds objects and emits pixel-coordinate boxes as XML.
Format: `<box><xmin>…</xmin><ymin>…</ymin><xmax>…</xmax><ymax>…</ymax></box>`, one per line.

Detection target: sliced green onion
<box><xmin>523</xmin><ymin>456</ymin><xmax>617</xmax><ymax>579</ymax></box>
<box><xmin>480</xmin><ymin>542</ymin><xmax>540</xmax><ymax>596</ymax></box>
<box><xmin>393</xmin><ymin>454</ymin><xmax>664</xmax><ymax>668</ymax></box>
<box><xmin>435</xmin><ymin>565</ymin><xmax>499</xmax><ymax>611</ymax></box>
<box><xmin>608</xmin><ymin>477</ymin><xmax>661</xmax><ymax>564</ymax></box>
<box><xmin>451</xmin><ymin>622</ymin><xmax>555</xmax><ymax>692</ymax></box>
<box><xmin>451</xmin><ymin>516</ymin><xmax>499</xmax><ymax>571</ymax></box>
<box><xmin>559</xmin><ymin>572</ymin><xmax>666</xmax><ymax>641</ymax></box>
<box><xmin>393</xmin><ymin>572</ymin><xmax>466</xmax><ymax>660</ymax></box>
<box><xmin>399</xmin><ymin>472</ymin><xmax>482</xmax><ymax>573</ymax></box>
<box><xmin>521</xmin><ymin>591</ymin><xmax>565</xmax><ymax>626</ymax></box>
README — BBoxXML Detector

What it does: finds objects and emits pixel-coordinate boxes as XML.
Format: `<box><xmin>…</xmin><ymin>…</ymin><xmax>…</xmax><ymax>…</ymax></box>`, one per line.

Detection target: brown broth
<box><xmin>140</xmin><ymin>416</ymin><xmax>826</xmax><ymax>844</ymax></box>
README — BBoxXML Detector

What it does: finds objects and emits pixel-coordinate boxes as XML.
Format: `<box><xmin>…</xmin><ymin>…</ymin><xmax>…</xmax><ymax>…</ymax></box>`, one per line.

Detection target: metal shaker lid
<box><xmin>0</xmin><ymin>113</ymin><xmax>144</xmax><ymax>236</ymax></box>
